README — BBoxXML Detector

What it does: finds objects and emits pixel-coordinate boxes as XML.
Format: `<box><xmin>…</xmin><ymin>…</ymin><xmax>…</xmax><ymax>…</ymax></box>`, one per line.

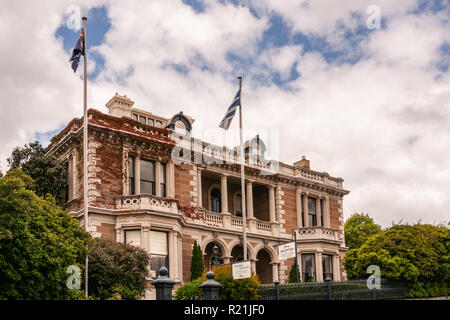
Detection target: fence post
<box><xmin>151</xmin><ymin>267</ymin><xmax>178</xmax><ymax>300</ymax></box>
<box><xmin>371</xmin><ymin>288</ymin><xmax>376</xmax><ymax>300</ymax></box>
<box><xmin>199</xmin><ymin>271</ymin><xmax>222</xmax><ymax>300</ymax></box>
<box><xmin>274</xmin><ymin>281</ymin><xmax>280</xmax><ymax>300</ymax></box>
<box><xmin>325</xmin><ymin>277</ymin><xmax>332</xmax><ymax>300</ymax></box>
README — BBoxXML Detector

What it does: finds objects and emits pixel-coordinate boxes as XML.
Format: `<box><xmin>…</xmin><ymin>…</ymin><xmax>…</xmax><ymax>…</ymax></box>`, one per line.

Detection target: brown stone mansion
<box><xmin>46</xmin><ymin>93</ymin><xmax>350</xmax><ymax>291</ymax></box>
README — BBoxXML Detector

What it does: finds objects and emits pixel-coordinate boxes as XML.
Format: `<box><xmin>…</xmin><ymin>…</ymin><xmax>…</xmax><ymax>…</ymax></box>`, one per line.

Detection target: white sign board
<box><xmin>278</xmin><ymin>241</ymin><xmax>296</xmax><ymax>260</ymax></box>
<box><xmin>232</xmin><ymin>261</ymin><xmax>251</xmax><ymax>280</ymax></box>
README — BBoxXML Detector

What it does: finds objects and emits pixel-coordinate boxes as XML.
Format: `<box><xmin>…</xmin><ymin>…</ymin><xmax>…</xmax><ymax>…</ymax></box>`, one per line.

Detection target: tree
<box><xmin>87</xmin><ymin>238</ymin><xmax>150</xmax><ymax>300</ymax></box>
<box><xmin>7</xmin><ymin>141</ymin><xmax>67</xmax><ymax>204</ymax></box>
<box><xmin>190</xmin><ymin>241</ymin><xmax>205</xmax><ymax>281</ymax></box>
<box><xmin>0</xmin><ymin>171</ymin><xmax>90</xmax><ymax>299</ymax></box>
<box><xmin>344</xmin><ymin>213</ymin><xmax>382</xmax><ymax>250</ymax></box>
<box><xmin>288</xmin><ymin>257</ymin><xmax>299</xmax><ymax>283</ymax></box>
<box><xmin>344</xmin><ymin>224</ymin><xmax>449</xmax><ymax>297</ymax></box>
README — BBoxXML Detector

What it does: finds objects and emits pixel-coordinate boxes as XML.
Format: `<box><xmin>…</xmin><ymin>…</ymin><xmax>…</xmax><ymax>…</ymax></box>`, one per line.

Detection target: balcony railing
<box><xmin>115</xmin><ymin>194</ymin><xmax>178</xmax><ymax>214</ymax></box>
<box><xmin>296</xmin><ymin>226</ymin><xmax>339</xmax><ymax>241</ymax></box>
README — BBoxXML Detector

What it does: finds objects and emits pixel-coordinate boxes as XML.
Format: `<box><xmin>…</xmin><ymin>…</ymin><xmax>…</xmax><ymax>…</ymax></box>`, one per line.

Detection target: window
<box><xmin>139</xmin><ymin>115</ymin><xmax>146</xmax><ymax>124</ymax></box>
<box><xmin>320</xmin><ymin>199</ymin><xmax>324</xmax><ymax>227</ymax></box>
<box><xmin>156</xmin><ymin>120</ymin><xmax>162</xmax><ymax>127</ymax></box>
<box><xmin>160</xmin><ymin>163</ymin><xmax>167</xmax><ymax>197</ymax></box>
<box><xmin>125</xmin><ymin>229</ymin><xmax>141</xmax><ymax>247</ymax></box>
<box><xmin>301</xmin><ymin>253</ymin><xmax>316</xmax><ymax>282</ymax></box>
<box><xmin>147</xmin><ymin>118</ymin><xmax>154</xmax><ymax>126</ymax></box>
<box><xmin>150</xmin><ymin>231</ymin><xmax>168</xmax><ymax>277</ymax></box>
<box><xmin>129</xmin><ymin>156</ymin><xmax>135</xmax><ymax>195</ymax></box>
<box><xmin>140</xmin><ymin>159</ymin><xmax>155</xmax><ymax>195</ymax></box>
<box><xmin>132</xmin><ymin>114</ymin><xmax>138</xmax><ymax>121</ymax></box>
<box><xmin>210</xmin><ymin>188</ymin><xmax>221</xmax><ymax>213</ymax></box>
<box><xmin>322</xmin><ymin>254</ymin><xmax>333</xmax><ymax>281</ymax></box>
<box><xmin>308</xmin><ymin>197</ymin><xmax>317</xmax><ymax>226</ymax></box>
<box><xmin>235</xmin><ymin>194</ymin><xmax>242</xmax><ymax>217</ymax></box>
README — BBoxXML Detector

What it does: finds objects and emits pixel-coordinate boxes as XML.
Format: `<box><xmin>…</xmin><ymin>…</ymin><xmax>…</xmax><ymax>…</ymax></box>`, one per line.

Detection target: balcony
<box><xmin>296</xmin><ymin>226</ymin><xmax>339</xmax><ymax>241</ymax></box>
<box><xmin>115</xmin><ymin>194</ymin><xmax>178</xmax><ymax>214</ymax></box>
<box><xmin>193</xmin><ymin>209</ymin><xmax>279</xmax><ymax>236</ymax></box>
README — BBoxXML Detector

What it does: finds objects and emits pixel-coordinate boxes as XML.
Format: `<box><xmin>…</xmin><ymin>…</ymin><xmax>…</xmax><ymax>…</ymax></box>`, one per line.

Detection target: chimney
<box><xmin>105</xmin><ymin>93</ymin><xmax>134</xmax><ymax>118</ymax></box>
<box><xmin>294</xmin><ymin>156</ymin><xmax>310</xmax><ymax>170</ymax></box>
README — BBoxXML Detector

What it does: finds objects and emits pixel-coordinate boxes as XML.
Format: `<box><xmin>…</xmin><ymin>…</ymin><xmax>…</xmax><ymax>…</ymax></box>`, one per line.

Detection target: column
<box><xmin>303</xmin><ymin>192</ymin><xmax>309</xmax><ymax>227</ymax></box>
<box><xmin>333</xmin><ymin>254</ymin><xmax>341</xmax><ymax>281</ymax></box>
<box><xmin>271</xmin><ymin>263</ymin><xmax>279</xmax><ymax>282</ymax></box>
<box><xmin>135</xmin><ymin>155</ymin><xmax>141</xmax><ymax>194</ymax></box>
<box><xmin>197</xmin><ymin>168</ymin><xmax>202</xmax><ymax>207</ymax></box>
<box><xmin>295</xmin><ymin>188</ymin><xmax>302</xmax><ymax>228</ymax></box>
<box><xmin>115</xmin><ymin>227</ymin><xmax>122</xmax><ymax>243</ymax></box>
<box><xmin>221</xmin><ymin>174</ymin><xmax>228</xmax><ymax>214</ymax></box>
<box><xmin>246</xmin><ymin>181</ymin><xmax>254</xmax><ymax>218</ymax></box>
<box><xmin>177</xmin><ymin>234</ymin><xmax>183</xmax><ymax>282</ymax></box>
<box><xmin>169</xmin><ymin>161</ymin><xmax>175</xmax><ymax>197</ymax></box>
<box><xmin>269</xmin><ymin>186</ymin><xmax>276</xmax><ymax>222</ymax></box>
<box><xmin>315</xmin><ymin>252</ymin><xmax>323</xmax><ymax>283</ymax></box>
<box><xmin>316</xmin><ymin>196</ymin><xmax>322</xmax><ymax>227</ymax></box>
<box><xmin>169</xmin><ymin>231</ymin><xmax>176</xmax><ymax>279</ymax></box>
<box><xmin>324</xmin><ymin>196</ymin><xmax>330</xmax><ymax>228</ymax></box>
<box><xmin>155</xmin><ymin>161</ymin><xmax>161</xmax><ymax>197</ymax></box>
<box><xmin>142</xmin><ymin>226</ymin><xmax>150</xmax><ymax>251</ymax></box>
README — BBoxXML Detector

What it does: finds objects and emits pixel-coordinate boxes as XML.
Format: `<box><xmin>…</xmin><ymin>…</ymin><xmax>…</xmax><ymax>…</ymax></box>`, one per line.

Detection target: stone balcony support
<box><xmin>221</xmin><ymin>174</ymin><xmax>228</xmax><ymax>214</ymax></box>
<box><xmin>269</xmin><ymin>185</ymin><xmax>276</xmax><ymax>223</ymax></box>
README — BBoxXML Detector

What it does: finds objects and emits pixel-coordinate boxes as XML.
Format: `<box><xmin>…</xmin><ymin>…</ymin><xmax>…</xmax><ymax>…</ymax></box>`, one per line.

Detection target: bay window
<box><xmin>149</xmin><ymin>230</ymin><xmax>169</xmax><ymax>278</ymax></box>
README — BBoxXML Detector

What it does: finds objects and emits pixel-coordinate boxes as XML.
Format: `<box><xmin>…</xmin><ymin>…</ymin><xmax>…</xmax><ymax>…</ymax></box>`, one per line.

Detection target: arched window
<box><xmin>210</xmin><ymin>188</ymin><xmax>221</xmax><ymax>213</ymax></box>
<box><xmin>234</xmin><ymin>193</ymin><xmax>242</xmax><ymax>217</ymax></box>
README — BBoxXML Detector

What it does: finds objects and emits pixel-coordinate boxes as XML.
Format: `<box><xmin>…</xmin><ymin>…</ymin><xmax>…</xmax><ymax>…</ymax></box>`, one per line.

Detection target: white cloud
<box><xmin>0</xmin><ymin>0</ymin><xmax>449</xmax><ymax>228</ymax></box>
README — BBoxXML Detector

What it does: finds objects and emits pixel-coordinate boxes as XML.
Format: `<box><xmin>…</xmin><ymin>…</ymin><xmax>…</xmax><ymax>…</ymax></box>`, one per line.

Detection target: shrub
<box><xmin>198</xmin><ymin>265</ymin><xmax>260</xmax><ymax>300</ymax></box>
<box><xmin>190</xmin><ymin>241</ymin><xmax>205</xmax><ymax>281</ymax></box>
<box><xmin>88</xmin><ymin>238</ymin><xmax>150</xmax><ymax>300</ymax></box>
<box><xmin>173</xmin><ymin>279</ymin><xmax>203</xmax><ymax>300</ymax></box>
<box><xmin>288</xmin><ymin>258</ymin><xmax>299</xmax><ymax>283</ymax></box>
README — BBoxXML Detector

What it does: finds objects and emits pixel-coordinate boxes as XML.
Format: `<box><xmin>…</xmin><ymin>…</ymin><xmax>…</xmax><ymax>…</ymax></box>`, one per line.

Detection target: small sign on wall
<box><xmin>232</xmin><ymin>260</ymin><xmax>251</xmax><ymax>280</ymax></box>
<box><xmin>278</xmin><ymin>241</ymin><xmax>296</xmax><ymax>260</ymax></box>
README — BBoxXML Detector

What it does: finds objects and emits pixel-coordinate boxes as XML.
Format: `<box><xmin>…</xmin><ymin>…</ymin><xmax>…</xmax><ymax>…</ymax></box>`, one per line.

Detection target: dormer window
<box><xmin>156</xmin><ymin>120</ymin><xmax>162</xmax><ymax>127</ymax></box>
<box><xmin>147</xmin><ymin>118</ymin><xmax>154</xmax><ymax>126</ymax></box>
<box><xmin>139</xmin><ymin>115</ymin><xmax>146</xmax><ymax>124</ymax></box>
<box><xmin>132</xmin><ymin>114</ymin><xmax>138</xmax><ymax>121</ymax></box>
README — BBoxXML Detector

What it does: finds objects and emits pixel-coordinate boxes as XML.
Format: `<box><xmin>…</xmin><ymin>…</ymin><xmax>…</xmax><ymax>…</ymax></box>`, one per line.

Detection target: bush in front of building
<box><xmin>190</xmin><ymin>241</ymin><xmax>205</xmax><ymax>281</ymax></box>
<box><xmin>344</xmin><ymin>223</ymin><xmax>449</xmax><ymax>298</ymax></box>
<box><xmin>175</xmin><ymin>265</ymin><xmax>261</xmax><ymax>300</ymax></box>
<box><xmin>199</xmin><ymin>265</ymin><xmax>260</xmax><ymax>300</ymax></box>
<box><xmin>87</xmin><ymin>238</ymin><xmax>150</xmax><ymax>300</ymax></box>
<box><xmin>173</xmin><ymin>279</ymin><xmax>203</xmax><ymax>300</ymax></box>
<box><xmin>288</xmin><ymin>257</ymin><xmax>299</xmax><ymax>283</ymax></box>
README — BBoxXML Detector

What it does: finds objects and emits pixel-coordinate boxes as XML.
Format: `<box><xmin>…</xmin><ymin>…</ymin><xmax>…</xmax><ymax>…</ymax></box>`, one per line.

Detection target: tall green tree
<box><xmin>7</xmin><ymin>141</ymin><xmax>67</xmax><ymax>204</ymax></box>
<box><xmin>0</xmin><ymin>170</ymin><xmax>90</xmax><ymax>299</ymax></box>
<box><xmin>344</xmin><ymin>224</ymin><xmax>449</xmax><ymax>297</ymax></box>
<box><xmin>288</xmin><ymin>257</ymin><xmax>299</xmax><ymax>283</ymax></box>
<box><xmin>190</xmin><ymin>240</ymin><xmax>205</xmax><ymax>281</ymax></box>
<box><xmin>344</xmin><ymin>213</ymin><xmax>382</xmax><ymax>250</ymax></box>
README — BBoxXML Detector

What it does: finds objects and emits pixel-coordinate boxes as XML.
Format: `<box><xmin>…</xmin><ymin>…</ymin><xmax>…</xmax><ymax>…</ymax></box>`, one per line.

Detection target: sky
<box><xmin>0</xmin><ymin>0</ymin><xmax>449</xmax><ymax>227</ymax></box>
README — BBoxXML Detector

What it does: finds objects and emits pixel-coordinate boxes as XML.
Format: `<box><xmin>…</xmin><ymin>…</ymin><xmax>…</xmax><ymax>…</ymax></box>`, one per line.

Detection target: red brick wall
<box><xmin>329</xmin><ymin>197</ymin><xmax>340</xmax><ymax>230</ymax></box>
<box><xmin>281</xmin><ymin>187</ymin><xmax>297</xmax><ymax>235</ymax></box>
<box><xmin>97</xmin><ymin>223</ymin><xmax>115</xmax><ymax>242</ymax></box>
<box><xmin>181</xmin><ymin>234</ymin><xmax>195</xmax><ymax>282</ymax></box>
<box><xmin>174</xmin><ymin>164</ymin><xmax>195</xmax><ymax>207</ymax></box>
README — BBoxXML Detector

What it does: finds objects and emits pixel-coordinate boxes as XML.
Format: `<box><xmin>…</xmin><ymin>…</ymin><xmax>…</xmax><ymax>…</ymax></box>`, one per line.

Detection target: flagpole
<box><xmin>238</xmin><ymin>76</ymin><xmax>248</xmax><ymax>261</ymax></box>
<box><xmin>82</xmin><ymin>16</ymin><xmax>89</xmax><ymax>298</ymax></box>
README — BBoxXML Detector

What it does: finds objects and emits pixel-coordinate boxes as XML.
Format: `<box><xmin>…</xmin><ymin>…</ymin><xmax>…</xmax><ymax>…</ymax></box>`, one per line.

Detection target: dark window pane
<box><xmin>141</xmin><ymin>181</ymin><xmax>154</xmax><ymax>194</ymax></box>
<box><xmin>322</xmin><ymin>254</ymin><xmax>333</xmax><ymax>281</ymax></box>
<box><xmin>211</xmin><ymin>188</ymin><xmax>221</xmax><ymax>213</ymax></box>
<box><xmin>139</xmin><ymin>116</ymin><xmax>146</xmax><ymax>124</ymax></box>
<box><xmin>147</xmin><ymin>118</ymin><xmax>154</xmax><ymax>126</ymax></box>
<box><xmin>133</xmin><ymin>114</ymin><xmax>138</xmax><ymax>121</ymax></box>
<box><xmin>301</xmin><ymin>253</ymin><xmax>316</xmax><ymax>282</ymax></box>
<box><xmin>141</xmin><ymin>160</ymin><xmax>155</xmax><ymax>181</ymax></box>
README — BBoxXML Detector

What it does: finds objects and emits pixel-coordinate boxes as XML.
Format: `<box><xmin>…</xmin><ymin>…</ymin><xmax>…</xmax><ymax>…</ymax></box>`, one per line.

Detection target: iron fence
<box><xmin>258</xmin><ymin>279</ymin><xmax>409</xmax><ymax>300</ymax></box>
